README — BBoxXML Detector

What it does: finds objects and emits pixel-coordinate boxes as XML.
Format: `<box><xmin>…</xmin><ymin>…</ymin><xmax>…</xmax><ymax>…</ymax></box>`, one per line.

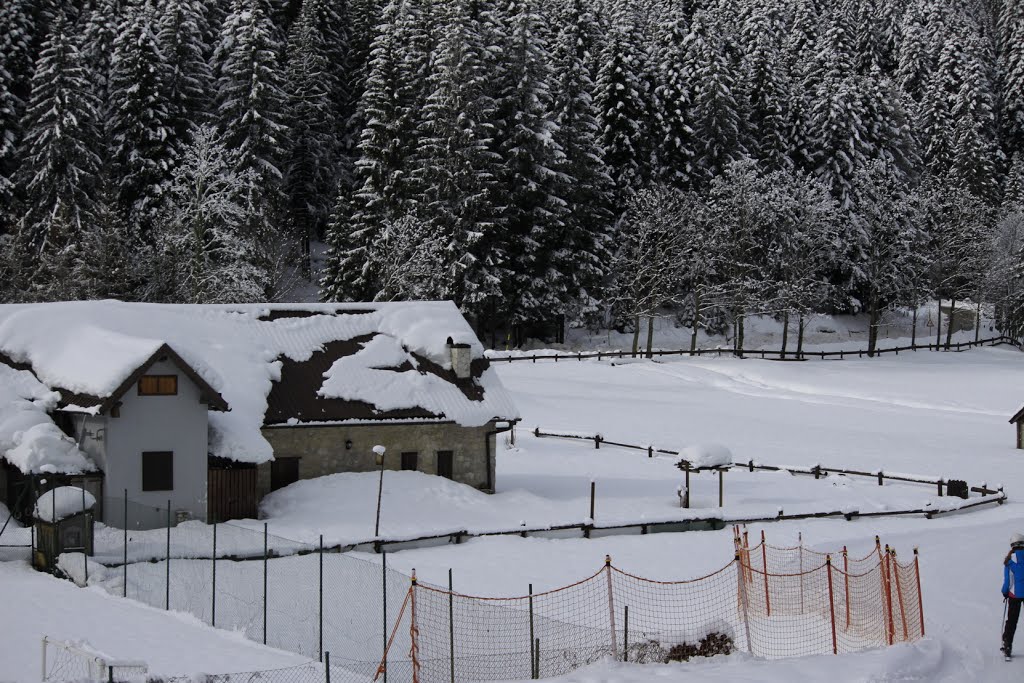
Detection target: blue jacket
<box><xmin>1004</xmin><ymin>550</ymin><xmax>1024</xmax><ymax>597</ymax></box>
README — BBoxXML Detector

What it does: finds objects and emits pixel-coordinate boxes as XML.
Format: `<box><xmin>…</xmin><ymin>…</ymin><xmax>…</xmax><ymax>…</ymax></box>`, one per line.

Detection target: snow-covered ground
<box><xmin>5</xmin><ymin>343</ymin><xmax>1024</xmax><ymax>681</ymax></box>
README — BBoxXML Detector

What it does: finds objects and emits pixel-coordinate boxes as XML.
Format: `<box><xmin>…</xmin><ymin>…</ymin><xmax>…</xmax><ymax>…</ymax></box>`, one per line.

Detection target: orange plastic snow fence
<box><xmin>370</xmin><ymin>529</ymin><xmax>926</xmax><ymax>682</ymax></box>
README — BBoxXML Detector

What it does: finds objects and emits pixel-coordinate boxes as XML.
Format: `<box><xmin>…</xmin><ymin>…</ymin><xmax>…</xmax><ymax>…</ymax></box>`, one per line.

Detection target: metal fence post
<box><xmin>448</xmin><ymin>569</ymin><xmax>455</xmax><ymax>683</ymax></box>
<box><xmin>165</xmin><ymin>500</ymin><xmax>170</xmax><ymax>611</ymax></box>
<box><xmin>319</xmin><ymin>534</ymin><xmax>324</xmax><ymax>663</ymax></box>
<box><xmin>211</xmin><ymin>521</ymin><xmax>217</xmax><ymax>628</ymax></box>
<box><xmin>263</xmin><ymin>522</ymin><xmax>268</xmax><ymax>645</ymax></box>
<box><xmin>528</xmin><ymin>584</ymin><xmax>535</xmax><ymax>679</ymax></box>
<box><xmin>761</xmin><ymin>530</ymin><xmax>771</xmax><ymax>617</ymax></box>
<box><xmin>623</xmin><ymin>605</ymin><xmax>629</xmax><ymax>662</ymax></box>
<box><xmin>325</xmin><ymin>651</ymin><xmax>330</xmax><ymax>683</ymax></box>
<box><xmin>382</xmin><ymin>552</ymin><xmax>388</xmax><ymax>683</ymax></box>
<box><xmin>914</xmin><ymin>548</ymin><xmax>925</xmax><ymax>636</ymax></box>
<box><xmin>122</xmin><ymin>491</ymin><xmax>127</xmax><ymax>598</ymax></box>
<box><xmin>826</xmin><ymin>556</ymin><xmax>838</xmax><ymax>654</ymax></box>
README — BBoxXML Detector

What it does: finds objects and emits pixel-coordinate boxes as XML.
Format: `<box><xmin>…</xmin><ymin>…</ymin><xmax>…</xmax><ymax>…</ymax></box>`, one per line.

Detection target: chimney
<box><xmin>446</xmin><ymin>337</ymin><xmax>472</xmax><ymax>379</ymax></box>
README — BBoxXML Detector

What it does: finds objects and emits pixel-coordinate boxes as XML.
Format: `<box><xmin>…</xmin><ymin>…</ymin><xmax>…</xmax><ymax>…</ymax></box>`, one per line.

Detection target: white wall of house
<box><xmin>103</xmin><ymin>359</ymin><xmax>210</xmax><ymax>526</ymax></box>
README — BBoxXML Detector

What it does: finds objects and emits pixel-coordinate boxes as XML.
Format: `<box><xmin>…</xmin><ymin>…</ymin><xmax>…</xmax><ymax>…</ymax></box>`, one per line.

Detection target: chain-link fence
<box><xmin>73</xmin><ymin>499</ymin><xmax>925</xmax><ymax>682</ymax></box>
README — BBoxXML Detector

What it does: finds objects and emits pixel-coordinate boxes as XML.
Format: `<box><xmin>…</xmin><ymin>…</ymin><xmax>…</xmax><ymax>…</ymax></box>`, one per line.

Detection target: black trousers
<box><xmin>1005</xmin><ymin>597</ymin><xmax>1023</xmax><ymax>650</ymax></box>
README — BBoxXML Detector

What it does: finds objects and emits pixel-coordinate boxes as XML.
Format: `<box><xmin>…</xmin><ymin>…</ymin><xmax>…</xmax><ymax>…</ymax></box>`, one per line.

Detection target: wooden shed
<box><xmin>1011</xmin><ymin>406</ymin><xmax>1024</xmax><ymax>449</ymax></box>
<box><xmin>32</xmin><ymin>487</ymin><xmax>95</xmax><ymax>572</ymax></box>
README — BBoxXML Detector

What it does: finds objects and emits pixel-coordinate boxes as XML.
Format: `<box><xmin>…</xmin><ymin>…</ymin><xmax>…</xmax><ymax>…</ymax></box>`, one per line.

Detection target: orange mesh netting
<box><xmin>372</xmin><ymin>530</ymin><xmax>926</xmax><ymax>682</ymax></box>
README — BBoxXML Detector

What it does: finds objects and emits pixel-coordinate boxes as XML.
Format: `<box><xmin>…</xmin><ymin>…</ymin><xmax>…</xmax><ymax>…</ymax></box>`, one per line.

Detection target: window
<box><xmin>437</xmin><ymin>451</ymin><xmax>453</xmax><ymax>479</ymax></box>
<box><xmin>139</xmin><ymin>375</ymin><xmax>177</xmax><ymax>396</ymax></box>
<box><xmin>142</xmin><ymin>451</ymin><xmax>174</xmax><ymax>491</ymax></box>
<box><xmin>401</xmin><ymin>452</ymin><xmax>418</xmax><ymax>471</ymax></box>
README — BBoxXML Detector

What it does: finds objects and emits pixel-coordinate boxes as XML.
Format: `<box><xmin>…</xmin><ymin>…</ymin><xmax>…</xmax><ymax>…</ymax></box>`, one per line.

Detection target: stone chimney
<box><xmin>446</xmin><ymin>337</ymin><xmax>472</xmax><ymax>379</ymax></box>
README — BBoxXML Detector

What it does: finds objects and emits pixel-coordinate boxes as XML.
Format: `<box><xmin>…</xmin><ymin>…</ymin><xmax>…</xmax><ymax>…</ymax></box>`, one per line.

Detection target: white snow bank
<box><xmin>0</xmin><ymin>301</ymin><xmax>517</xmax><ymax>464</ymax></box>
<box><xmin>680</xmin><ymin>444</ymin><xmax>734</xmax><ymax>469</ymax></box>
<box><xmin>0</xmin><ymin>364</ymin><xmax>94</xmax><ymax>474</ymax></box>
<box><xmin>56</xmin><ymin>552</ymin><xmax>108</xmax><ymax>586</ymax></box>
<box><xmin>35</xmin><ymin>486</ymin><xmax>96</xmax><ymax>522</ymax></box>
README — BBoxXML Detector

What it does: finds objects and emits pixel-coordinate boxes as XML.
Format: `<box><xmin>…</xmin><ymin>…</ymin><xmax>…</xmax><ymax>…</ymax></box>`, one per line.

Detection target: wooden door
<box><xmin>401</xmin><ymin>452</ymin><xmax>418</xmax><ymax>471</ymax></box>
<box><xmin>270</xmin><ymin>457</ymin><xmax>301</xmax><ymax>492</ymax></box>
<box><xmin>208</xmin><ymin>468</ymin><xmax>258</xmax><ymax>522</ymax></box>
<box><xmin>436</xmin><ymin>451</ymin><xmax>453</xmax><ymax>479</ymax></box>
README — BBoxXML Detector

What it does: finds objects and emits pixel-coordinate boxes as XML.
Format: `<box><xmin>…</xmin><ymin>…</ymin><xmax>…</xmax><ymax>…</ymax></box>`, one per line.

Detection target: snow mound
<box><xmin>0</xmin><ymin>364</ymin><xmax>93</xmax><ymax>474</ymax></box>
<box><xmin>34</xmin><ymin>487</ymin><xmax>96</xmax><ymax>522</ymax></box>
<box><xmin>680</xmin><ymin>444</ymin><xmax>734</xmax><ymax>469</ymax></box>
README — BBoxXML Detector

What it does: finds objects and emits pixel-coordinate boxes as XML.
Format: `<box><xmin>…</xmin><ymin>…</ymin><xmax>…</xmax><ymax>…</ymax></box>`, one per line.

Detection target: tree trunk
<box><xmin>797</xmin><ymin>313</ymin><xmax>805</xmax><ymax>359</ymax></box>
<box><xmin>868</xmin><ymin>299</ymin><xmax>880</xmax><ymax>357</ymax></box>
<box><xmin>736</xmin><ymin>314</ymin><xmax>745</xmax><ymax>358</ymax></box>
<box><xmin>975</xmin><ymin>299</ymin><xmax>982</xmax><ymax>342</ymax></box>
<box><xmin>631</xmin><ymin>315</ymin><xmax>641</xmax><ymax>358</ymax></box>
<box><xmin>646</xmin><ymin>315</ymin><xmax>655</xmax><ymax>359</ymax></box>
<box><xmin>781</xmin><ymin>311</ymin><xmax>790</xmax><ymax>360</ymax></box>
<box><xmin>945</xmin><ymin>298</ymin><xmax>956</xmax><ymax>349</ymax></box>
<box><xmin>911</xmin><ymin>307</ymin><xmax>918</xmax><ymax>348</ymax></box>
<box><xmin>690</xmin><ymin>291</ymin><xmax>700</xmax><ymax>355</ymax></box>
<box><xmin>936</xmin><ymin>298</ymin><xmax>942</xmax><ymax>349</ymax></box>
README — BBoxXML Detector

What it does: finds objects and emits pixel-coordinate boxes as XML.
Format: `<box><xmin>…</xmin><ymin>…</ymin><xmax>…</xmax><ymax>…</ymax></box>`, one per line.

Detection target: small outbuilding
<box><xmin>32</xmin><ymin>486</ymin><xmax>95</xmax><ymax>572</ymax></box>
<box><xmin>1012</xmin><ymin>407</ymin><xmax>1024</xmax><ymax>449</ymax></box>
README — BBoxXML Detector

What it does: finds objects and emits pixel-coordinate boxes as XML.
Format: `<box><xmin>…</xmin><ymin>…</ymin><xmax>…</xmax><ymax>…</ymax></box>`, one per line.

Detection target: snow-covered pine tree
<box><xmin>684</xmin><ymin>10</ymin><xmax>744</xmax><ymax>187</ymax></box>
<box><xmin>595</xmin><ymin>14</ymin><xmax>648</xmax><ymax>203</ymax></box>
<box><xmin>216</xmin><ymin>0</ymin><xmax>290</xmax><ymax>196</ymax></box>
<box><xmin>552</xmin><ymin>0</ymin><xmax>615</xmax><ymax>325</ymax></box>
<box><xmin>652</xmin><ymin>5</ymin><xmax>695</xmax><ymax>188</ymax></box>
<box><xmin>16</xmin><ymin>11</ymin><xmax>101</xmax><ymax>256</ymax></box>
<box><xmin>369</xmin><ymin>213</ymin><xmax>448</xmax><ymax>301</ymax></box>
<box><xmin>72</xmin><ymin>173</ymin><xmax>154</xmax><ymax>301</ymax></box>
<box><xmin>321</xmin><ymin>0</ymin><xmax>419</xmax><ymax>302</ymax></box>
<box><xmin>80</xmin><ymin>0</ymin><xmax>121</xmax><ymax>126</ymax></box>
<box><xmin>0</xmin><ymin>0</ymin><xmax>37</xmax><ymax>233</ymax></box>
<box><xmin>108</xmin><ymin>0</ymin><xmax>175</xmax><ymax>232</ymax></box>
<box><xmin>738</xmin><ymin>5</ymin><xmax>789</xmax><ymax>171</ymax></box>
<box><xmin>896</xmin><ymin>0</ymin><xmax>932</xmax><ymax>102</ymax></box>
<box><xmin>284</xmin><ymin>1</ymin><xmax>341</xmax><ymax>247</ymax></box>
<box><xmin>493</xmin><ymin>0</ymin><xmax>571</xmax><ymax>328</ymax></box>
<box><xmin>949</xmin><ymin>32</ymin><xmax>1000</xmax><ymax>202</ymax></box>
<box><xmin>158</xmin><ymin>0</ymin><xmax>214</xmax><ymax>144</ymax></box>
<box><xmin>410</xmin><ymin>0</ymin><xmax>502</xmax><ymax>316</ymax></box>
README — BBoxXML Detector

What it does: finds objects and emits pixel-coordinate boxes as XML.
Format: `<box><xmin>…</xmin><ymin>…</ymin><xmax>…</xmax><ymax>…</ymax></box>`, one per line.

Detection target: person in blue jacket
<box><xmin>1003</xmin><ymin>534</ymin><xmax>1024</xmax><ymax>656</ymax></box>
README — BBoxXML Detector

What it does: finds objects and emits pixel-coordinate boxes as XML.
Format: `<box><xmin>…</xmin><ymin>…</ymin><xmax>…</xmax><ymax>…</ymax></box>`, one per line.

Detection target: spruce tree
<box><xmin>652</xmin><ymin>7</ymin><xmax>695</xmax><ymax>188</ymax></box>
<box><xmin>158</xmin><ymin>0</ymin><xmax>214</xmax><ymax>143</ymax></box>
<box><xmin>16</xmin><ymin>11</ymin><xmax>101</xmax><ymax>255</ymax></box>
<box><xmin>0</xmin><ymin>0</ymin><xmax>37</xmax><ymax>232</ymax></box>
<box><xmin>108</xmin><ymin>1</ymin><xmax>175</xmax><ymax>231</ymax></box>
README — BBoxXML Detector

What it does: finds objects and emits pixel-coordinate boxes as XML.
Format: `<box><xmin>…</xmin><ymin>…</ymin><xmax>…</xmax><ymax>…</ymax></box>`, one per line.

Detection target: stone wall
<box><xmin>258</xmin><ymin>421</ymin><xmax>501</xmax><ymax>499</ymax></box>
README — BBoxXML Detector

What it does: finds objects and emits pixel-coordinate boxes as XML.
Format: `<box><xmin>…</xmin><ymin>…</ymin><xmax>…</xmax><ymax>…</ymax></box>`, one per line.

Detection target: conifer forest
<box><xmin>1</xmin><ymin>0</ymin><xmax>1024</xmax><ymax>347</ymax></box>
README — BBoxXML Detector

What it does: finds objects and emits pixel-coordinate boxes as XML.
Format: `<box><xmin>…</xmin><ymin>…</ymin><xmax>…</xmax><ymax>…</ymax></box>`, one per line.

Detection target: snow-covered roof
<box><xmin>0</xmin><ymin>301</ymin><xmax>519</xmax><ymax>467</ymax></box>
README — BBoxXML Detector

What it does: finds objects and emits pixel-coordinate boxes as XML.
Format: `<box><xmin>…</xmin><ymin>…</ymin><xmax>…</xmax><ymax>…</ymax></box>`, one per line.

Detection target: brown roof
<box><xmin>264</xmin><ymin>334</ymin><xmax>489</xmax><ymax>425</ymax></box>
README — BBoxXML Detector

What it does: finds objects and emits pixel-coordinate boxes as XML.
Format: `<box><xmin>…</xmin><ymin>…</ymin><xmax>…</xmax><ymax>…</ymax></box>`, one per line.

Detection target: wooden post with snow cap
<box><xmin>605</xmin><ymin>556</ymin><xmax>618</xmax><ymax>657</ymax></box>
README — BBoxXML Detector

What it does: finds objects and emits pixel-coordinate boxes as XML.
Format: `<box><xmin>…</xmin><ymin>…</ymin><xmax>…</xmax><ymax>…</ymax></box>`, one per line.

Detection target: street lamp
<box><xmin>373</xmin><ymin>445</ymin><xmax>386</xmax><ymax>538</ymax></box>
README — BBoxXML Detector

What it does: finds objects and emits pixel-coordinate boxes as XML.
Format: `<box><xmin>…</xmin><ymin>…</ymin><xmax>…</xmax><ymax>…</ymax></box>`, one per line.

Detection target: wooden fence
<box><xmin>489</xmin><ymin>335</ymin><xmax>1023</xmax><ymax>364</ymax></box>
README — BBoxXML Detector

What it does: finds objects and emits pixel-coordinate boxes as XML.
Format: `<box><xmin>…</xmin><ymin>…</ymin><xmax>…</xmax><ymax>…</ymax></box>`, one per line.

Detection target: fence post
<box><xmin>319</xmin><ymin>535</ymin><xmax>323</xmax><ymax>662</ymax></box>
<box><xmin>382</xmin><ymin>552</ymin><xmax>388</xmax><ymax>683</ymax></box>
<box><xmin>212</xmin><ymin>521</ymin><xmax>217</xmax><ymax>628</ymax></box>
<box><xmin>623</xmin><ymin>605</ymin><xmax>629</xmax><ymax>662</ymax></box>
<box><xmin>589</xmin><ymin>481</ymin><xmax>596</xmax><ymax>521</ymax></box>
<box><xmin>937</xmin><ymin>479</ymin><xmax>943</xmax><ymax>497</ymax></box>
<box><xmin>883</xmin><ymin>545</ymin><xmax>895</xmax><ymax>645</ymax></box>
<box><xmin>448</xmin><ymin>568</ymin><xmax>455</xmax><ymax>683</ymax></box>
<box><xmin>263</xmin><ymin>522</ymin><xmax>268</xmax><ymax>645</ymax></box>
<box><xmin>605</xmin><ymin>556</ymin><xmax>618</xmax><ymax>657</ymax></box>
<box><xmin>165</xmin><ymin>500</ymin><xmax>170</xmax><ymax>611</ymax></box>
<box><xmin>528</xmin><ymin>584</ymin><xmax>535</xmax><ymax>679</ymax></box>
<box><xmin>410</xmin><ymin>570</ymin><xmax>420</xmax><ymax>683</ymax></box>
<box><xmin>122</xmin><ymin>491</ymin><xmax>127</xmax><ymax>599</ymax></box>
<box><xmin>325</xmin><ymin>652</ymin><xmax>331</xmax><ymax>683</ymax></box>
<box><xmin>878</xmin><ymin>471</ymin><xmax>884</xmax><ymax>486</ymax></box>
<box><xmin>891</xmin><ymin>549</ymin><xmax>909</xmax><ymax>640</ymax></box>
<box><xmin>684</xmin><ymin>463</ymin><xmax>690</xmax><ymax>508</ymax></box>
<box><xmin>843</xmin><ymin>546</ymin><xmax>850</xmax><ymax>630</ymax></box>
<box><xmin>826</xmin><ymin>556</ymin><xmax>838</xmax><ymax>655</ymax></box>
<box><xmin>798</xmin><ymin>533</ymin><xmax>804</xmax><ymax>614</ymax></box>
<box><xmin>719</xmin><ymin>469</ymin><xmax>724</xmax><ymax>507</ymax></box>
<box><xmin>914</xmin><ymin>548</ymin><xmax>925</xmax><ymax>636</ymax></box>
<box><xmin>534</xmin><ymin>638</ymin><xmax>540</xmax><ymax>678</ymax></box>
<box><xmin>761</xmin><ymin>530</ymin><xmax>771</xmax><ymax>617</ymax></box>
<box><xmin>735</xmin><ymin>553</ymin><xmax>753</xmax><ymax>655</ymax></box>
<box><xmin>81</xmin><ymin>487</ymin><xmax>88</xmax><ymax>585</ymax></box>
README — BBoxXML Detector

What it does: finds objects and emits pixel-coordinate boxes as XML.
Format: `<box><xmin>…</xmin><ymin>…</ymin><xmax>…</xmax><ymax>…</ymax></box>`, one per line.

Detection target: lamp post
<box><xmin>373</xmin><ymin>445</ymin><xmax>387</xmax><ymax>538</ymax></box>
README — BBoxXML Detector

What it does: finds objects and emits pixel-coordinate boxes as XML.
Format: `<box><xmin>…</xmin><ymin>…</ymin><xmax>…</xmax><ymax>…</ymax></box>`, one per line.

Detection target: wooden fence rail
<box><xmin>531</xmin><ymin>427</ymin><xmax>1004</xmax><ymax>498</ymax></box>
<box><xmin>490</xmin><ymin>335</ymin><xmax>1023</xmax><ymax>364</ymax></box>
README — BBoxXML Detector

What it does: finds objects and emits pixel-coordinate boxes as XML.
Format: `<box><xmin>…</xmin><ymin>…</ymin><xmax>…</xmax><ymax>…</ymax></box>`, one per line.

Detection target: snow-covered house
<box><xmin>0</xmin><ymin>302</ymin><xmax>519</xmax><ymax>528</ymax></box>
